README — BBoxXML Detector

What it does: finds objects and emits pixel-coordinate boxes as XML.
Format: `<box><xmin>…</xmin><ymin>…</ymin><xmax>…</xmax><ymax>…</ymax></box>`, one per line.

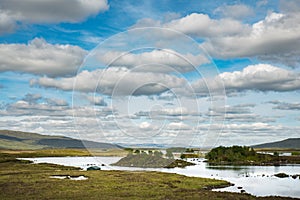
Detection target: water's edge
<box><xmin>19</xmin><ymin>157</ymin><xmax>300</xmax><ymax>199</ymax></box>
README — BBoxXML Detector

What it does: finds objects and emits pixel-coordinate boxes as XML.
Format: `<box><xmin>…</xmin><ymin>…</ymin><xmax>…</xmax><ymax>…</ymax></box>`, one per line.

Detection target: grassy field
<box><xmin>0</xmin><ymin>148</ymin><xmax>128</xmax><ymax>157</ymax></box>
<box><xmin>0</xmin><ymin>151</ymin><xmax>299</xmax><ymax>200</ymax></box>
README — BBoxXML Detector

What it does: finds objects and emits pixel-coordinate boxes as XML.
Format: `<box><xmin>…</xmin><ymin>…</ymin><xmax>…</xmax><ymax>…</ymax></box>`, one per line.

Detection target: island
<box><xmin>112</xmin><ymin>150</ymin><xmax>195</xmax><ymax>168</ymax></box>
<box><xmin>205</xmin><ymin>145</ymin><xmax>300</xmax><ymax>165</ymax></box>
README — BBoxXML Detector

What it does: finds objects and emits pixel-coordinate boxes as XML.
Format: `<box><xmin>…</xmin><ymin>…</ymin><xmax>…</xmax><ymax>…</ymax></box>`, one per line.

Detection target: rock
<box><xmin>274</xmin><ymin>173</ymin><xmax>289</xmax><ymax>178</ymax></box>
<box><xmin>241</xmin><ymin>190</ymin><xmax>246</xmax><ymax>193</ymax></box>
<box><xmin>291</xmin><ymin>174</ymin><xmax>300</xmax><ymax>179</ymax></box>
<box><xmin>87</xmin><ymin>166</ymin><xmax>101</xmax><ymax>171</ymax></box>
<box><xmin>237</xmin><ymin>186</ymin><xmax>243</xmax><ymax>189</ymax></box>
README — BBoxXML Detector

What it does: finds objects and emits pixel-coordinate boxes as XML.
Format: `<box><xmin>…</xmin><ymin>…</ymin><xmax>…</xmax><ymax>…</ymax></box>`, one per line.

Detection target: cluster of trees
<box><xmin>115</xmin><ymin>148</ymin><xmax>196</xmax><ymax>168</ymax></box>
<box><xmin>126</xmin><ymin>148</ymin><xmax>175</xmax><ymax>159</ymax></box>
<box><xmin>125</xmin><ymin>147</ymin><xmax>200</xmax><ymax>160</ymax></box>
<box><xmin>128</xmin><ymin>149</ymin><xmax>166</xmax><ymax>158</ymax></box>
<box><xmin>115</xmin><ymin>149</ymin><xmax>174</xmax><ymax>168</ymax></box>
<box><xmin>205</xmin><ymin>146</ymin><xmax>257</xmax><ymax>163</ymax></box>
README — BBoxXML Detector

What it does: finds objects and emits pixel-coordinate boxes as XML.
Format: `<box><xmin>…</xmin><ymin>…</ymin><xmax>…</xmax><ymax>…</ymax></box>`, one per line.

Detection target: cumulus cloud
<box><xmin>134</xmin><ymin>9</ymin><xmax>300</xmax><ymax>67</ymax></box>
<box><xmin>0</xmin><ymin>93</ymin><xmax>293</xmax><ymax>146</ymax></box>
<box><xmin>192</xmin><ymin>64</ymin><xmax>300</xmax><ymax>95</ymax></box>
<box><xmin>139</xmin><ymin>121</ymin><xmax>159</xmax><ymax>131</ymax></box>
<box><xmin>225</xmin><ymin>122</ymin><xmax>283</xmax><ymax>132</ymax></box>
<box><xmin>0</xmin><ymin>94</ymin><xmax>111</xmax><ymax>118</ymax></box>
<box><xmin>214</xmin><ymin>4</ymin><xmax>254</xmax><ymax>19</ymax></box>
<box><xmin>22</xmin><ymin>93</ymin><xmax>42</xmax><ymax>104</ymax></box>
<box><xmin>205</xmin><ymin>104</ymin><xmax>277</xmax><ymax>123</ymax></box>
<box><xmin>267</xmin><ymin>100</ymin><xmax>300</xmax><ymax>111</ymax></box>
<box><xmin>0</xmin><ymin>0</ymin><xmax>109</xmax><ymax>33</ymax></box>
<box><xmin>86</xmin><ymin>95</ymin><xmax>107</xmax><ymax>106</ymax></box>
<box><xmin>1</xmin><ymin>99</ymin><xmax>67</xmax><ymax>117</ymax></box>
<box><xmin>208</xmin><ymin>104</ymin><xmax>253</xmax><ymax>115</ymax></box>
<box><xmin>135</xmin><ymin>107</ymin><xmax>201</xmax><ymax>119</ymax></box>
<box><xmin>19</xmin><ymin>93</ymin><xmax>68</xmax><ymax>108</ymax></box>
<box><xmin>0</xmin><ymin>38</ymin><xmax>87</xmax><ymax>77</ymax></box>
<box><xmin>279</xmin><ymin>0</ymin><xmax>300</xmax><ymax>14</ymax></box>
<box><xmin>155</xmin><ymin>107</ymin><xmax>202</xmax><ymax>117</ymax></box>
<box><xmin>202</xmin><ymin>12</ymin><xmax>300</xmax><ymax>67</ymax></box>
<box><xmin>97</xmin><ymin>49</ymin><xmax>209</xmax><ymax>73</ymax></box>
<box><xmin>31</xmin><ymin>67</ymin><xmax>186</xmax><ymax>96</ymax></box>
<box><xmin>156</xmin><ymin>107</ymin><xmax>190</xmax><ymax>116</ymax></box>
<box><xmin>46</xmin><ymin>98</ymin><xmax>68</xmax><ymax>107</ymax></box>
<box><xmin>32</xmin><ymin>63</ymin><xmax>300</xmax><ymax>97</ymax></box>
<box><xmin>167</xmin><ymin>122</ymin><xmax>190</xmax><ymax>130</ymax></box>
<box><xmin>164</xmin><ymin>13</ymin><xmax>250</xmax><ymax>37</ymax></box>
<box><xmin>133</xmin><ymin>13</ymin><xmax>250</xmax><ymax>38</ymax></box>
<box><xmin>197</xmin><ymin>122</ymin><xmax>288</xmax><ymax>144</ymax></box>
<box><xmin>0</xmin><ymin>12</ymin><xmax>16</xmax><ymax>34</ymax></box>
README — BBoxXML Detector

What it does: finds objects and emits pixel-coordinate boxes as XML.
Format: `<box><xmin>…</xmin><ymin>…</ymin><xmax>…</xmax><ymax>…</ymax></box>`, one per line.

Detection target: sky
<box><xmin>0</xmin><ymin>0</ymin><xmax>300</xmax><ymax>148</ymax></box>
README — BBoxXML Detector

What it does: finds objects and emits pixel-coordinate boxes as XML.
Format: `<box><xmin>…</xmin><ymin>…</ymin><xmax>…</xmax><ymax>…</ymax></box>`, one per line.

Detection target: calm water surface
<box><xmin>20</xmin><ymin>157</ymin><xmax>300</xmax><ymax>198</ymax></box>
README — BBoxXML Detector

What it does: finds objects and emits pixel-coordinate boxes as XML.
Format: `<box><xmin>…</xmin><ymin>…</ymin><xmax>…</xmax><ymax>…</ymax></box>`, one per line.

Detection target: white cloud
<box><xmin>257</xmin><ymin>0</ymin><xmax>268</xmax><ymax>7</ymax></box>
<box><xmin>139</xmin><ymin>121</ymin><xmax>158</xmax><ymax>131</ymax></box>
<box><xmin>135</xmin><ymin>107</ymin><xmax>201</xmax><ymax>119</ymax></box>
<box><xmin>46</xmin><ymin>98</ymin><xmax>68</xmax><ymax>107</ymax></box>
<box><xmin>157</xmin><ymin>107</ymin><xmax>190</xmax><ymax>116</ymax></box>
<box><xmin>0</xmin><ymin>93</ymin><xmax>297</xmax><ymax>146</ymax></box>
<box><xmin>0</xmin><ymin>38</ymin><xmax>87</xmax><ymax>77</ymax></box>
<box><xmin>202</xmin><ymin>12</ymin><xmax>300</xmax><ymax>67</ymax></box>
<box><xmin>0</xmin><ymin>0</ymin><xmax>109</xmax><ymax>33</ymax></box>
<box><xmin>86</xmin><ymin>95</ymin><xmax>107</xmax><ymax>106</ymax></box>
<box><xmin>31</xmin><ymin>67</ymin><xmax>186</xmax><ymax>96</ymax></box>
<box><xmin>22</xmin><ymin>93</ymin><xmax>42</xmax><ymax>104</ymax></box>
<box><xmin>227</xmin><ymin>122</ymin><xmax>283</xmax><ymax>131</ymax></box>
<box><xmin>197</xmin><ymin>122</ymin><xmax>285</xmax><ymax>137</ymax></box>
<box><xmin>268</xmin><ymin>100</ymin><xmax>300</xmax><ymax>111</ymax></box>
<box><xmin>0</xmin><ymin>12</ymin><xmax>16</xmax><ymax>34</ymax></box>
<box><xmin>133</xmin><ymin>13</ymin><xmax>250</xmax><ymax>38</ymax></box>
<box><xmin>32</xmin><ymin>63</ymin><xmax>300</xmax><ymax>97</ymax></box>
<box><xmin>279</xmin><ymin>0</ymin><xmax>300</xmax><ymax>14</ymax></box>
<box><xmin>0</xmin><ymin>94</ymin><xmax>111</xmax><ymax>118</ymax></box>
<box><xmin>164</xmin><ymin>13</ymin><xmax>250</xmax><ymax>37</ymax></box>
<box><xmin>214</xmin><ymin>4</ymin><xmax>254</xmax><ymax>19</ymax></box>
<box><xmin>2</xmin><ymin>100</ymin><xmax>67</xmax><ymax>117</ymax></box>
<box><xmin>167</xmin><ymin>122</ymin><xmax>190</xmax><ymax>130</ymax></box>
<box><xmin>192</xmin><ymin>64</ymin><xmax>300</xmax><ymax>95</ymax></box>
<box><xmin>97</xmin><ymin>49</ymin><xmax>209</xmax><ymax>73</ymax></box>
<box><xmin>134</xmin><ymin>9</ymin><xmax>300</xmax><ymax>67</ymax></box>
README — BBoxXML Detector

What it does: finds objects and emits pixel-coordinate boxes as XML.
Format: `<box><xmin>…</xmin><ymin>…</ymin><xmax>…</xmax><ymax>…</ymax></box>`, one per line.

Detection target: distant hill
<box><xmin>0</xmin><ymin>130</ymin><xmax>121</xmax><ymax>150</ymax></box>
<box><xmin>252</xmin><ymin>138</ymin><xmax>300</xmax><ymax>149</ymax></box>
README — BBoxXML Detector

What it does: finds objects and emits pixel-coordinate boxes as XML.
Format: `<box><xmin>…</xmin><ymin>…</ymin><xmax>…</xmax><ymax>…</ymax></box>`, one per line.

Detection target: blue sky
<box><xmin>0</xmin><ymin>0</ymin><xmax>299</xmax><ymax>147</ymax></box>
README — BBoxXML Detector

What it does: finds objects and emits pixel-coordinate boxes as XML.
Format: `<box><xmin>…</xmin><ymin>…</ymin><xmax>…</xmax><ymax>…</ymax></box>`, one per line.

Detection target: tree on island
<box><xmin>154</xmin><ymin>150</ymin><xmax>163</xmax><ymax>157</ymax></box>
<box><xmin>166</xmin><ymin>149</ymin><xmax>174</xmax><ymax>159</ymax></box>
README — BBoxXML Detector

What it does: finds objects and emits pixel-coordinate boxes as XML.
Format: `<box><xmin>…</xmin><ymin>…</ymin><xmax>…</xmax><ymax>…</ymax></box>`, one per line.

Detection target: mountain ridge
<box><xmin>252</xmin><ymin>138</ymin><xmax>300</xmax><ymax>149</ymax></box>
<box><xmin>0</xmin><ymin>130</ymin><xmax>122</xmax><ymax>150</ymax></box>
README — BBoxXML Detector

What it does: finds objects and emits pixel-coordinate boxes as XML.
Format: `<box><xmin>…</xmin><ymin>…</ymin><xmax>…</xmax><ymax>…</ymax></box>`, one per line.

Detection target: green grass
<box><xmin>0</xmin><ymin>139</ymin><xmax>45</xmax><ymax>150</ymax></box>
<box><xmin>0</xmin><ymin>148</ymin><xmax>127</xmax><ymax>157</ymax></box>
<box><xmin>0</xmin><ymin>129</ymin><xmax>121</xmax><ymax>150</ymax></box>
<box><xmin>0</xmin><ymin>152</ymin><xmax>298</xmax><ymax>200</ymax></box>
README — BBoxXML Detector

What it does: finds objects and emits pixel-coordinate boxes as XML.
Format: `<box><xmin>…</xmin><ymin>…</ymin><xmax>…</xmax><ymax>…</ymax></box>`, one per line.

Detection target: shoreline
<box><xmin>2</xmin><ymin>150</ymin><xmax>300</xmax><ymax>199</ymax></box>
